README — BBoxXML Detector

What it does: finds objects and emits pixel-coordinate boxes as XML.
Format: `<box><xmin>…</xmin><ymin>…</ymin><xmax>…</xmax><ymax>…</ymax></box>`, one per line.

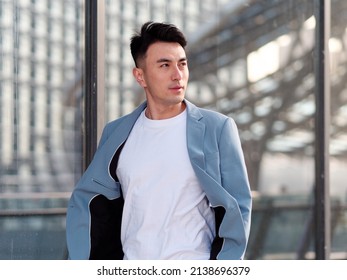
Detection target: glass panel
<box><xmin>104</xmin><ymin>0</ymin><xmax>347</xmax><ymax>259</ymax></box>
<box><xmin>0</xmin><ymin>0</ymin><xmax>84</xmax><ymax>259</ymax></box>
<box><xmin>329</xmin><ymin>0</ymin><xmax>347</xmax><ymax>259</ymax></box>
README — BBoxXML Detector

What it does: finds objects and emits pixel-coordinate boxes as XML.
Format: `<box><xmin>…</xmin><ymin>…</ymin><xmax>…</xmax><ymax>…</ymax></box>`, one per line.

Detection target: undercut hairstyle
<box><xmin>130</xmin><ymin>21</ymin><xmax>187</xmax><ymax>67</ymax></box>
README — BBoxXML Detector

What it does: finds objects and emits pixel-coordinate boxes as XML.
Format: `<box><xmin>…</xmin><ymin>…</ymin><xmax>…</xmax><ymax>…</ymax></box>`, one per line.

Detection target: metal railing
<box><xmin>1</xmin><ymin>192</ymin><xmax>346</xmax><ymax>260</ymax></box>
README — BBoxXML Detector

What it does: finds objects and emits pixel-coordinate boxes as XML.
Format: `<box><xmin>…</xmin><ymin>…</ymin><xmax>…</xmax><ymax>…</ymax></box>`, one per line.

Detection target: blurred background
<box><xmin>0</xmin><ymin>0</ymin><xmax>346</xmax><ymax>259</ymax></box>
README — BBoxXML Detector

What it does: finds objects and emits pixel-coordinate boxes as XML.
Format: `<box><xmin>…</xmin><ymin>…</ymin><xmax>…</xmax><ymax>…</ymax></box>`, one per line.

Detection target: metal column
<box><xmin>314</xmin><ymin>0</ymin><xmax>331</xmax><ymax>260</ymax></box>
<box><xmin>83</xmin><ymin>0</ymin><xmax>105</xmax><ymax>171</ymax></box>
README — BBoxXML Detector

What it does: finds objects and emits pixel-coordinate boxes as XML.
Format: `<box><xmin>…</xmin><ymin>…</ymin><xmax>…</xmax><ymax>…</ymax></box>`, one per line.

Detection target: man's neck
<box><xmin>145</xmin><ymin>101</ymin><xmax>186</xmax><ymax>120</ymax></box>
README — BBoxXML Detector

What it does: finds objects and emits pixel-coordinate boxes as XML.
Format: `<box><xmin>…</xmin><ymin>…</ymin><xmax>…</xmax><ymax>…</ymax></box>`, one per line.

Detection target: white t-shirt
<box><xmin>116</xmin><ymin>109</ymin><xmax>215</xmax><ymax>259</ymax></box>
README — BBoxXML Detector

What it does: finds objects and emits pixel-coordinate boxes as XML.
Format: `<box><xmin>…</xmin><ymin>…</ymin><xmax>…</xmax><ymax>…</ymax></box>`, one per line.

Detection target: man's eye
<box><xmin>180</xmin><ymin>62</ymin><xmax>187</xmax><ymax>67</ymax></box>
<box><xmin>161</xmin><ymin>64</ymin><xmax>169</xmax><ymax>68</ymax></box>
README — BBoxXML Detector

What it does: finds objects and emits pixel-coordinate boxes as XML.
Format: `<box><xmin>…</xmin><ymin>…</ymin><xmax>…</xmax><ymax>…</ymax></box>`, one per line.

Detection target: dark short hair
<box><xmin>130</xmin><ymin>21</ymin><xmax>187</xmax><ymax>67</ymax></box>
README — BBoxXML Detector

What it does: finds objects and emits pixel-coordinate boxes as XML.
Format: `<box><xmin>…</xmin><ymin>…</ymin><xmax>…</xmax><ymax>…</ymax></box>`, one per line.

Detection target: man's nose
<box><xmin>172</xmin><ymin>66</ymin><xmax>183</xmax><ymax>80</ymax></box>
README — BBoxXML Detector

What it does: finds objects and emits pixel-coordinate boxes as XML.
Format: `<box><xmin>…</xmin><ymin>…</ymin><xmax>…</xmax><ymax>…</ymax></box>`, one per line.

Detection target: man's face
<box><xmin>134</xmin><ymin>41</ymin><xmax>189</xmax><ymax>110</ymax></box>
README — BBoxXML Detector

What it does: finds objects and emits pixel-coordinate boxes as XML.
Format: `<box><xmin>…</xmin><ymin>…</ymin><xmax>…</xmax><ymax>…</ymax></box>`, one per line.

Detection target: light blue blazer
<box><xmin>66</xmin><ymin>99</ymin><xmax>252</xmax><ymax>260</ymax></box>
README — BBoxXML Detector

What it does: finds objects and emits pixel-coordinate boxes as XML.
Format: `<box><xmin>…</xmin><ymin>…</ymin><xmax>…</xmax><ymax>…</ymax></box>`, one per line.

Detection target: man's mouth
<box><xmin>170</xmin><ymin>85</ymin><xmax>183</xmax><ymax>90</ymax></box>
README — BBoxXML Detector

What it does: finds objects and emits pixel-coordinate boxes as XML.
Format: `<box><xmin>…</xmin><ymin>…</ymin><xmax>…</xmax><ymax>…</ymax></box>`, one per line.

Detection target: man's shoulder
<box><xmin>198</xmin><ymin>106</ymin><xmax>228</xmax><ymax>120</ymax></box>
<box><xmin>103</xmin><ymin>113</ymin><xmax>129</xmax><ymax>133</ymax></box>
<box><xmin>186</xmin><ymin>100</ymin><xmax>230</xmax><ymax>122</ymax></box>
<box><xmin>105</xmin><ymin>102</ymin><xmax>146</xmax><ymax>129</ymax></box>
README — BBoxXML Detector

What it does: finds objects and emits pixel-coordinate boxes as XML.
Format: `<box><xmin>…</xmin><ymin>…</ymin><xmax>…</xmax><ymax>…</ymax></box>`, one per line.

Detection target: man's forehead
<box><xmin>146</xmin><ymin>41</ymin><xmax>186</xmax><ymax>59</ymax></box>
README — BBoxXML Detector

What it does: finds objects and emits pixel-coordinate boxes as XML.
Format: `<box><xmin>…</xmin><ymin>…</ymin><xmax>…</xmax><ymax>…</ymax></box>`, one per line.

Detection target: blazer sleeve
<box><xmin>218</xmin><ymin>117</ymin><xmax>252</xmax><ymax>258</ymax></box>
<box><xmin>65</xmin><ymin>124</ymin><xmax>121</xmax><ymax>259</ymax></box>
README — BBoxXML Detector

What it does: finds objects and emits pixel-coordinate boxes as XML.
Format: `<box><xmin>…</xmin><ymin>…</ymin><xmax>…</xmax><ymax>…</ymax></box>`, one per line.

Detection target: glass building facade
<box><xmin>0</xmin><ymin>0</ymin><xmax>346</xmax><ymax>259</ymax></box>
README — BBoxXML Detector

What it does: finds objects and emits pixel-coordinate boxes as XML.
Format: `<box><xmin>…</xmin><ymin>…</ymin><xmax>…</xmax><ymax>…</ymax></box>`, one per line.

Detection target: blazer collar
<box><xmin>132</xmin><ymin>99</ymin><xmax>202</xmax><ymax>121</ymax></box>
<box><xmin>102</xmin><ymin>102</ymin><xmax>147</xmax><ymax>154</ymax></box>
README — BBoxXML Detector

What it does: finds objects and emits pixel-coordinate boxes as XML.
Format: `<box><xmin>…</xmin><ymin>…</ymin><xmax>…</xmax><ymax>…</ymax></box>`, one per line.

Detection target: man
<box><xmin>66</xmin><ymin>21</ymin><xmax>252</xmax><ymax>260</ymax></box>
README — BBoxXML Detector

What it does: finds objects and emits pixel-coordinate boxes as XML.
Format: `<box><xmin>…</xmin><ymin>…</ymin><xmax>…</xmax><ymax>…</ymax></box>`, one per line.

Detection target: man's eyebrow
<box><xmin>156</xmin><ymin>57</ymin><xmax>187</xmax><ymax>63</ymax></box>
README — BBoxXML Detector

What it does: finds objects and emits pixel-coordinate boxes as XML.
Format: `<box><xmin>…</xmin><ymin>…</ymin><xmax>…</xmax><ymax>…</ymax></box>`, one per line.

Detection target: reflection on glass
<box><xmin>0</xmin><ymin>0</ymin><xmax>84</xmax><ymax>259</ymax></box>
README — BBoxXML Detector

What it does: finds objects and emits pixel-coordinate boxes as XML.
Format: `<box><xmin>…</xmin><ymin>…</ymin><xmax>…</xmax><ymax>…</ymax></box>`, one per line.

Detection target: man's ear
<box><xmin>133</xmin><ymin>67</ymin><xmax>146</xmax><ymax>87</ymax></box>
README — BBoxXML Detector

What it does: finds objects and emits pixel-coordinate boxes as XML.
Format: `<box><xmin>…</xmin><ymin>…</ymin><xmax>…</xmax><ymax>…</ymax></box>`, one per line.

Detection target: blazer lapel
<box><xmin>186</xmin><ymin>100</ymin><xmax>206</xmax><ymax>171</ymax></box>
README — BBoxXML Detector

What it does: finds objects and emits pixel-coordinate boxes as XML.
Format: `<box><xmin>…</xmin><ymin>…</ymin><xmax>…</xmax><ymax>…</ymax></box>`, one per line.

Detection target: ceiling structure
<box><xmin>185</xmin><ymin>0</ymin><xmax>347</xmax><ymax>188</ymax></box>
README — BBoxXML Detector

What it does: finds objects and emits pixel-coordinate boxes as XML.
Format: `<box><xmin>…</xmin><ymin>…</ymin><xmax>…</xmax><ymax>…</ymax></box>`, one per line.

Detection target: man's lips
<box><xmin>169</xmin><ymin>85</ymin><xmax>184</xmax><ymax>90</ymax></box>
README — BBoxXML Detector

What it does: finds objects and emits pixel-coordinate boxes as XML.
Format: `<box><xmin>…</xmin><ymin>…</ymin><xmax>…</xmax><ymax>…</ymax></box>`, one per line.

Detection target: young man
<box><xmin>66</xmin><ymin>21</ymin><xmax>252</xmax><ymax>260</ymax></box>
